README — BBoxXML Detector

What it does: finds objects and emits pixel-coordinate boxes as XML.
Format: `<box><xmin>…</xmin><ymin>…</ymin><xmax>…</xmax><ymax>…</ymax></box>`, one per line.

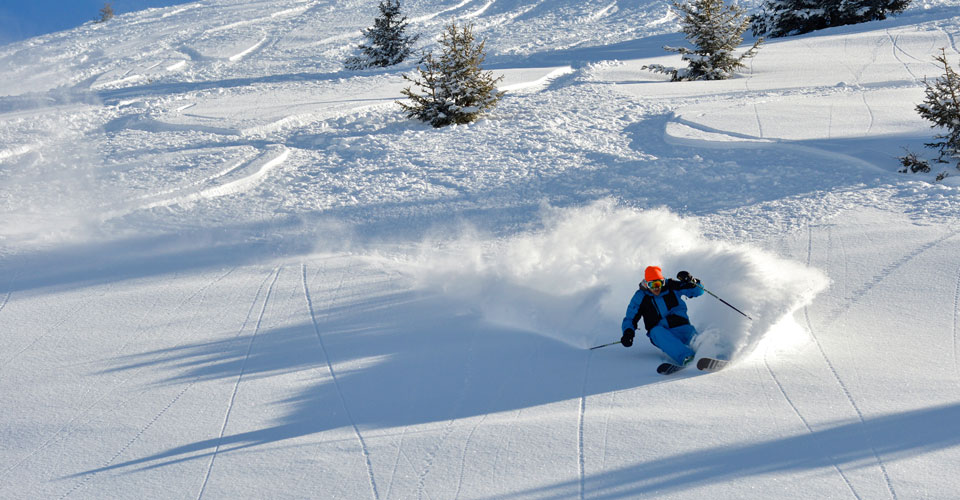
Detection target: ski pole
<box><xmin>695</xmin><ymin>282</ymin><xmax>753</xmax><ymax>321</ymax></box>
<box><xmin>590</xmin><ymin>341</ymin><xmax>621</xmax><ymax>350</ymax></box>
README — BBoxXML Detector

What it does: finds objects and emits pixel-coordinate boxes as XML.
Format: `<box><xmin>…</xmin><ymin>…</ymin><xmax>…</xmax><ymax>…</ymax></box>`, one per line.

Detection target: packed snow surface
<box><xmin>2</xmin><ymin>0</ymin><xmax>960</xmax><ymax>499</ymax></box>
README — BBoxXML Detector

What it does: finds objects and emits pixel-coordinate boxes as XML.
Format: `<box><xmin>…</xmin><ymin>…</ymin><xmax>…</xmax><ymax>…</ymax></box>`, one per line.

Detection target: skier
<box><xmin>620</xmin><ymin>266</ymin><xmax>704</xmax><ymax>366</ymax></box>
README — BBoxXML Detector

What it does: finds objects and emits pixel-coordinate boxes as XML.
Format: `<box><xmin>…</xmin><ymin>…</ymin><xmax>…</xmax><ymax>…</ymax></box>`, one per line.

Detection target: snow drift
<box><xmin>407</xmin><ymin>199</ymin><xmax>828</xmax><ymax>361</ymax></box>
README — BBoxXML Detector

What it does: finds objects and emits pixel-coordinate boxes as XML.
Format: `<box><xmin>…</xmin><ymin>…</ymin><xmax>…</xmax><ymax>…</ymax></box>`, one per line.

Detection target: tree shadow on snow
<box><xmin>69</xmin><ymin>262</ymin><xmax>661</xmax><ymax>477</ymax></box>
<box><xmin>0</xmin><ymin>217</ymin><xmax>314</xmax><ymax>295</ymax></box>
<box><xmin>69</xmin><ymin>258</ymin><xmax>960</xmax><ymax>496</ymax></box>
<box><xmin>480</xmin><ymin>402</ymin><xmax>960</xmax><ymax>498</ymax></box>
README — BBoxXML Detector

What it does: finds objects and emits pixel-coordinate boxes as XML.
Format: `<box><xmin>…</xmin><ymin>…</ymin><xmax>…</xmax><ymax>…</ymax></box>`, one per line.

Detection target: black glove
<box><xmin>677</xmin><ymin>271</ymin><xmax>699</xmax><ymax>284</ymax></box>
<box><xmin>621</xmin><ymin>328</ymin><xmax>635</xmax><ymax>347</ymax></box>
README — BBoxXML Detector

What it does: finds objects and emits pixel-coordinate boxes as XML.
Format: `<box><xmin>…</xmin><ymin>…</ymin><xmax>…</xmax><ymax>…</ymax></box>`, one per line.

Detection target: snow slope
<box><xmin>2</xmin><ymin>0</ymin><xmax>960</xmax><ymax>498</ymax></box>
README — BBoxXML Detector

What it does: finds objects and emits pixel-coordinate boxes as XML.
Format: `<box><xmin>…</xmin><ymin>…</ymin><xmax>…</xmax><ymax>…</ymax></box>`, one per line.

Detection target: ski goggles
<box><xmin>647</xmin><ymin>279</ymin><xmax>665</xmax><ymax>290</ymax></box>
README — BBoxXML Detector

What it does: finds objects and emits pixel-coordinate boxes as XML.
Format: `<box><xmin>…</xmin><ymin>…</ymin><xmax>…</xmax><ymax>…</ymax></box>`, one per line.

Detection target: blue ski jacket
<box><xmin>621</xmin><ymin>279</ymin><xmax>704</xmax><ymax>334</ymax></box>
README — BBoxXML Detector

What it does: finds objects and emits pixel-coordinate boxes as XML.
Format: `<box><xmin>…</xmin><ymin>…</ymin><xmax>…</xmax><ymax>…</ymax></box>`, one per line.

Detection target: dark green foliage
<box><xmin>346</xmin><ymin>0</ymin><xmax>420</xmax><ymax>69</ymax></box>
<box><xmin>897</xmin><ymin>149</ymin><xmax>930</xmax><ymax>173</ymax></box>
<box><xmin>916</xmin><ymin>49</ymin><xmax>960</xmax><ymax>169</ymax></box>
<box><xmin>644</xmin><ymin>0</ymin><xmax>762</xmax><ymax>81</ymax></box>
<box><xmin>752</xmin><ymin>0</ymin><xmax>911</xmax><ymax>38</ymax></box>
<box><xmin>398</xmin><ymin>23</ymin><xmax>504</xmax><ymax>128</ymax></box>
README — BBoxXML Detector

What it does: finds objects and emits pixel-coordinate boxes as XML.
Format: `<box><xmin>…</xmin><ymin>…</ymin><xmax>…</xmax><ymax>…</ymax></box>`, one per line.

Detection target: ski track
<box><xmin>886</xmin><ymin>30</ymin><xmax>921</xmax><ymax>81</ymax></box>
<box><xmin>161</xmin><ymin>6</ymin><xmax>198</xmax><ymax>18</ymax></box>
<box><xmin>108</xmin><ymin>147</ymin><xmax>290</xmax><ymax>218</ymax></box>
<box><xmin>196</xmin><ymin>265</ymin><xmax>281</xmax><ymax>500</ymax></box>
<box><xmin>107</xmin><ymin>268</ymin><xmax>237</xmax><ymax>361</ymax></box>
<box><xmin>453</xmin><ymin>334</ymin><xmax>521</xmax><ymax>500</ymax></box>
<box><xmin>384</xmin><ymin>425</ymin><xmax>409</xmax><ymax>500</ymax></box>
<box><xmin>948</xmin><ymin>28</ymin><xmax>960</xmax><ymax>56</ymax></box>
<box><xmin>451</xmin><ymin>413</ymin><xmax>488</xmax><ymax>500</ymax></box>
<box><xmin>204</xmin><ymin>4</ymin><xmax>312</xmax><ymax>35</ymax></box>
<box><xmin>804</xmin><ymin>306</ymin><xmax>898</xmax><ymax>499</ymax></box>
<box><xmin>597</xmin><ymin>388</ymin><xmax>619</xmax><ymax>473</ymax></box>
<box><xmin>414</xmin><ymin>310</ymin><xmax>482</xmax><ymax>500</ymax></box>
<box><xmin>227</xmin><ymin>36</ymin><xmax>270</xmax><ymax>62</ymax></box>
<box><xmin>46</xmin><ymin>289</ymin><xmax>166</xmax><ymax>466</ymax></box>
<box><xmin>448</xmin><ymin>317</ymin><xmax>484</xmax><ymax>500</ymax></box>
<box><xmin>0</xmin><ymin>269</ymin><xmax>18</xmax><ymax>317</ymax></box>
<box><xmin>4</xmin><ymin>4</ymin><xmax>960</xmax><ymax>498</ymax></box>
<box><xmin>0</xmin><ymin>285</ymin><xmax>106</xmax><ymax>373</ymax></box>
<box><xmin>301</xmin><ymin>262</ymin><xmax>380</xmax><ymax>500</ymax></box>
<box><xmin>409</xmin><ymin>0</ymin><xmax>475</xmax><ymax>23</ymax></box>
<box><xmin>806</xmin><ymin>226</ymin><xmax>898</xmax><ymax>500</ymax></box>
<box><xmin>50</xmin><ymin>285</ymin><xmax>110</xmax><ymax>353</ymax></box>
<box><xmin>0</xmin><ymin>268</ymin><xmax>240</xmax><ymax>486</ymax></box>
<box><xmin>826</xmin><ymin>229</ymin><xmax>960</xmax><ymax>323</ymax></box>
<box><xmin>827</xmin><ymin>104</ymin><xmax>834</xmax><ymax>139</ymax></box>
<box><xmin>863</xmin><ymin>36</ymin><xmax>882</xmax><ymax>83</ymax></box>
<box><xmin>460</xmin><ymin>0</ymin><xmax>496</xmax><ymax>19</ymax></box>
<box><xmin>51</xmin><ymin>269</ymin><xmax>240</xmax><ymax>496</ymax></box>
<box><xmin>813</xmin><ymin>38</ymin><xmax>864</xmax><ymax>86</ymax></box>
<box><xmin>577</xmin><ymin>352</ymin><xmax>591</xmax><ymax>500</ymax></box>
<box><xmin>59</xmin><ymin>381</ymin><xmax>196</xmax><ymax>500</ymax></box>
<box><xmin>414</xmin><ymin>393</ymin><xmax>456</xmax><ymax>496</ymax></box>
<box><xmin>860</xmin><ymin>93</ymin><xmax>875</xmax><ymax>136</ymax></box>
<box><xmin>398</xmin><ymin>447</ymin><xmax>433</xmax><ymax>500</ymax></box>
<box><xmin>38</xmin><ymin>279</ymin><xmax>175</xmax><ymax>484</ymax></box>
<box><xmin>488</xmin><ymin>409</ymin><xmax>523</xmax><ymax>490</ymax></box>
<box><xmin>762</xmin><ymin>350</ymin><xmax>862</xmax><ymax>499</ymax></box>
<box><xmin>127</xmin><ymin>152</ymin><xmax>254</xmax><ymax>203</ymax></box>
<box><xmin>586</xmin><ymin>2</ymin><xmax>617</xmax><ymax>22</ymax></box>
<box><xmin>752</xmin><ymin>102</ymin><xmax>764</xmax><ymax>139</ymax></box>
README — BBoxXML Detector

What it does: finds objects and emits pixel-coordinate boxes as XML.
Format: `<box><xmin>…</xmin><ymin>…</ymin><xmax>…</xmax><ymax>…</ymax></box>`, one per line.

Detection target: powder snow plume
<box><xmin>406</xmin><ymin>199</ymin><xmax>828</xmax><ymax>360</ymax></box>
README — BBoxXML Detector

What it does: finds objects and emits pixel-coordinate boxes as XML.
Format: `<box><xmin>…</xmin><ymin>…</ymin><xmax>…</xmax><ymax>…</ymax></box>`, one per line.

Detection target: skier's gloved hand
<box><xmin>621</xmin><ymin>329</ymin><xmax>635</xmax><ymax>347</ymax></box>
<box><xmin>677</xmin><ymin>271</ymin><xmax>699</xmax><ymax>284</ymax></box>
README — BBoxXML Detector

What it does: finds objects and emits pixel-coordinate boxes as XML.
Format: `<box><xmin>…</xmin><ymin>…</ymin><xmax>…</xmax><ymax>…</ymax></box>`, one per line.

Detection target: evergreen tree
<box><xmin>753</xmin><ymin>0</ymin><xmax>911</xmax><ymax>38</ymax></box>
<box><xmin>345</xmin><ymin>0</ymin><xmax>420</xmax><ymax>70</ymax></box>
<box><xmin>644</xmin><ymin>0</ymin><xmax>762</xmax><ymax>81</ymax></box>
<box><xmin>96</xmin><ymin>2</ymin><xmax>114</xmax><ymax>23</ymax></box>
<box><xmin>916</xmin><ymin>49</ymin><xmax>960</xmax><ymax>168</ymax></box>
<box><xmin>398</xmin><ymin>23</ymin><xmax>504</xmax><ymax>128</ymax></box>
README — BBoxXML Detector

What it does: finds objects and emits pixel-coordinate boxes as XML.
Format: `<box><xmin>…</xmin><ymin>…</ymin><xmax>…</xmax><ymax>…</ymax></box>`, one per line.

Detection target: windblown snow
<box><xmin>409</xmin><ymin>201</ymin><xmax>828</xmax><ymax>360</ymax></box>
<box><xmin>1</xmin><ymin>0</ymin><xmax>960</xmax><ymax>499</ymax></box>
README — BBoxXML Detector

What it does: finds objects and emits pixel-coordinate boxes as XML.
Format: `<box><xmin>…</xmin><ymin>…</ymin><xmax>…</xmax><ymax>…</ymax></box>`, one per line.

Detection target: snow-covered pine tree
<box><xmin>345</xmin><ymin>0</ymin><xmax>420</xmax><ymax>70</ymax></box>
<box><xmin>752</xmin><ymin>0</ymin><xmax>911</xmax><ymax>38</ymax></box>
<box><xmin>916</xmin><ymin>49</ymin><xmax>960</xmax><ymax>169</ymax></box>
<box><xmin>751</xmin><ymin>0</ymin><xmax>829</xmax><ymax>37</ymax></box>
<box><xmin>644</xmin><ymin>0</ymin><xmax>762</xmax><ymax>81</ymax></box>
<box><xmin>398</xmin><ymin>23</ymin><xmax>504</xmax><ymax>128</ymax></box>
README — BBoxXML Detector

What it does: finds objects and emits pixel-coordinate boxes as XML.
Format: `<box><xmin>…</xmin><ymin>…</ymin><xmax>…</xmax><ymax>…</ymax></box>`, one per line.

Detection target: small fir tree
<box><xmin>916</xmin><ymin>49</ymin><xmax>960</xmax><ymax>169</ymax></box>
<box><xmin>345</xmin><ymin>0</ymin><xmax>420</xmax><ymax>70</ymax></box>
<box><xmin>644</xmin><ymin>0</ymin><xmax>762</xmax><ymax>81</ymax></box>
<box><xmin>398</xmin><ymin>23</ymin><xmax>504</xmax><ymax>128</ymax></box>
<box><xmin>96</xmin><ymin>2</ymin><xmax>114</xmax><ymax>23</ymax></box>
<box><xmin>753</xmin><ymin>0</ymin><xmax>911</xmax><ymax>38</ymax></box>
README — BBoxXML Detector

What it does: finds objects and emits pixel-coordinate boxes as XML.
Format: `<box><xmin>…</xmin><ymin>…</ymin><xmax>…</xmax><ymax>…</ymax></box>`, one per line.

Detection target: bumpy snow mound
<box><xmin>409</xmin><ymin>199</ymin><xmax>828</xmax><ymax>360</ymax></box>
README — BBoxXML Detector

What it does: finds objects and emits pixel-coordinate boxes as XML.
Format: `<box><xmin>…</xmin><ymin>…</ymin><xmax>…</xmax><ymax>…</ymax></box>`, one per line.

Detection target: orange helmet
<box><xmin>644</xmin><ymin>266</ymin><xmax>664</xmax><ymax>282</ymax></box>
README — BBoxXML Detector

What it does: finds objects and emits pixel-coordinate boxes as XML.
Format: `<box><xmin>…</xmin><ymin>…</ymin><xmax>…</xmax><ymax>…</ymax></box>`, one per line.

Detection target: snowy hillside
<box><xmin>2</xmin><ymin>0</ymin><xmax>960</xmax><ymax>498</ymax></box>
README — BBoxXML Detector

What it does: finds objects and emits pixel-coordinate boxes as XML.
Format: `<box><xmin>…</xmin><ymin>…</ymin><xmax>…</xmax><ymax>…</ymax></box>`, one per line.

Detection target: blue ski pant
<box><xmin>648</xmin><ymin>324</ymin><xmax>697</xmax><ymax>365</ymax></box>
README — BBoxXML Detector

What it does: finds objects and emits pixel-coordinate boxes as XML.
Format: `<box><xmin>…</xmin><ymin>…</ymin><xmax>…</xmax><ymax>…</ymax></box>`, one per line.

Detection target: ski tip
<box><xmin>696</xmin><ymin>357</ymin><xmax>729</xmax><ymax>371</ymax></box>
<box><xmin>656</xmin><ymin>362</ymin><xmax>685</xmax><ymax>375</ymax></box>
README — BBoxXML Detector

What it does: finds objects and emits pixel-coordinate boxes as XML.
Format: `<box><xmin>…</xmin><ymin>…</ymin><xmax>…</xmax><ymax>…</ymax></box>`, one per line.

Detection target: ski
<box><xmin>656</xmin><ymin>362</ymin><xmax>687</xmax><ymax>375</ymax></box>
<box><xmin>697</xmin><ymin>357</ymin><xmax>729</xmax><ymax>371</ymax></box>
